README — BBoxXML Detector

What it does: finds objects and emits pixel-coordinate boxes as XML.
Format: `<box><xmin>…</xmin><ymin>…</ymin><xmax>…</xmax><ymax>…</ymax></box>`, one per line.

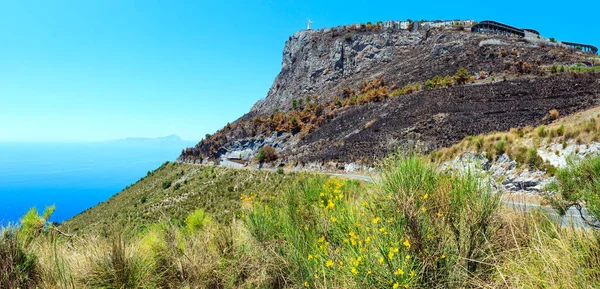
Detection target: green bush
<box><xmin>244</xmin><ymin>152</ymin><xmax>502</xmax><ymax>288</ymax></box>
<box><xmin>0</xmin><ymin>228</ymin><xmax>40</xmax><ymax>288</ymax></box>
<box><xmin>442</xmin><ymin>75</ymin><xmax>453</xmax><ymax>87</ymax></box>
<box><xmin>494</xmin><ymin>140</ymin><xmax>506</xmax><ymax>156</ymax></box>
<box><xmin>454</xmin><ymin>68</ymin><xmax>470</xmax><ymax>85</ymax></box>
<box><xmin>448</xmin><ymin>170</ymin><xmax>500</xmax><ymax>273</ymax></box>
<box><xmin>256</xmin><ymin>146</ymin><xmax>277</xmax><ymax>163</ymax></box>
<box><xmin>431</xmin><ymin>75</ymin><xmax>442</xmax><ymax>88</ymax></box>
<box><xmin>185</xmin><ymin>209</ymin><xmax>212</xmax><ymax>233</ymax></box>
<box><xmin>162</xmin><ymin>181</ymin><xmax>172</xmax><ymax>189</ymax></box>
<box><xmin>475</xmin><ymin>137</ymin><xmax>485</xmax><ymax>151</ymax></box>
<box><xmin>87</xmin><ymin>234</ymin><xmax>156</xmax><ymax>288</ymax></box>
<box><xmin>536</xmin><ymin>125</ymin><xmax>547</xmax><ymax>137</ymax></box>
<box><xmin>425</xmin><ymin>79</ymin><xmax>434</xmax><ymax>90</ymax></box>
<box><xmin>526</xmin><ymin>147</ymin><xmax>542</xmax><ymax>168</ymax></box>
<box><xmin>548</xmin><ymin>155</ymin><xmax>600</xmax><ymax>226</ymax></box>
<box><xmin>556</xmin><ymin>124</ymin><xmax>565</xmax><ymax>136</ymax></box>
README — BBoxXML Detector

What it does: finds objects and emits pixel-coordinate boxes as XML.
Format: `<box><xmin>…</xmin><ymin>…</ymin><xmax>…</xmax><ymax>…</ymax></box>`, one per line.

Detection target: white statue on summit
<box><xmin>307</xmin><ymin>19</ymin><xmax>312</xmax><ymax>30</ymax></box>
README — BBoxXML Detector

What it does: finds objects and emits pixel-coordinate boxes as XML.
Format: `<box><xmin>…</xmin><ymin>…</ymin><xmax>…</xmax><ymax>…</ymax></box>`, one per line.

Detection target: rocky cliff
<box><xmin>179</xmin><ymin>22</ymin><xmax>599</xmax><ymax>168</ymax></box>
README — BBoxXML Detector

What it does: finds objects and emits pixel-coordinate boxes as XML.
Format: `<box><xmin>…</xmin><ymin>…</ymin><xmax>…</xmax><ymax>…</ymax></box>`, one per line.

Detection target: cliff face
<box><xmin>179</xmin><ymin>23</ymin><xmax>599</xmax><ymax>167</ymax></box>
<box><xmin>250</xmin><ymin>28</ymin><xmax>422</xmax><ymax>114</ymax></box>
<box><xmin>250</xmin><ymin>25</ymin><xmax>590</xmax><ymax>116</ymax></box>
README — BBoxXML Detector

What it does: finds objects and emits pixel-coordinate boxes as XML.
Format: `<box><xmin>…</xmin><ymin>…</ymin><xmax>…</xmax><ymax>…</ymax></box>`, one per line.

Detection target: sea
<box><xmin>0</xmin><ymin>137</ymin><xmax>195</xmax><ymax>226</ymax></box>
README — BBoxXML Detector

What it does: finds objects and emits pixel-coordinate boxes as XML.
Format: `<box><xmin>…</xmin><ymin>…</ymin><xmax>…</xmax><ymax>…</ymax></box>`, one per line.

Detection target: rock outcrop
<box><xmin>179</xmin><ymin>23</ymin><xmax>599</xmax><ymax>166</ymax></box>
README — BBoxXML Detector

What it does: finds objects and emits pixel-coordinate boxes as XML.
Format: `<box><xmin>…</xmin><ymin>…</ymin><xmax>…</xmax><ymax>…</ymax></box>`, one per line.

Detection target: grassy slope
<box><xmin>434</xmin><ymin>105</ymin><xmax>600</xmax><ymax>165</ymax></box>
<box><xmin>63</xmin><ymin>162</ymin><xmax>306</xmax><ymax>234</ymax></box>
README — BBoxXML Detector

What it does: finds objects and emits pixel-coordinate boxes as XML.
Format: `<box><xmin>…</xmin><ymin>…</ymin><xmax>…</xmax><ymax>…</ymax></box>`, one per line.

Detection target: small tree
<box><xmin>431</xmin><ymin>75</ymin><xmax>442</xmax><ymax>88</ymax></box>
<box><xmin>549</xmin><ymin>37</ymin><xmax>556</xmax><ymax>43</ymax></box>
<box><xmin>454</xmin><ymin>67</ymin><xmax>470</xmax><ymax>85</ymax></box>
<box><xmin>548</xmin><ymin>155</ymin><xmax>600</xmax><ymax>228</ymax></box>
<box><xmin>425</xmin><ymin>79</ymin><xmax>434</xmax><ymax>90</ymax></box>
<box><xmin>256</xmin><ymin>146</ymin><xmax>277</xmax><ymax>163</ymax></box>
<box><xmin>443</xmin><ymin>75</ymin><xmax>453</xmax><ymax>87</ymax></box>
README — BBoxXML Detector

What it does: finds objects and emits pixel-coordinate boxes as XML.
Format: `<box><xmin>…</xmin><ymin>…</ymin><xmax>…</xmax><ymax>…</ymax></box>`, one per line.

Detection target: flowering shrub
<box><xmin>243</xmin><ymin>153</ymin><xmax>500</xmax><ymax>288</ymax></box>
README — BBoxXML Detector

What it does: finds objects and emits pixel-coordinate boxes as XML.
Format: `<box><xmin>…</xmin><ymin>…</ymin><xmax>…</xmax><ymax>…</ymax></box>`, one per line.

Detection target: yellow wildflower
<box><xmin>405</xmin><ymin>255</ymin><xmax>411</xmax><ymax>260</ymax></box>
<box><xmin>308</xmin><ymin>254</ymin><xmax>313</xmax><ymax>260</ymax></box>
<box><xmin>372</xmin><ymin>217</ymin><xmax>381</xmax><ymax>224</ymax></box>
<box><xmin>379</xmin><ymin>227</ymin><xmax>386</xmax><ymax>233</ymax></box>
<box><xmin>393</xmin><ymin>283</ymin><xmax>399</xmax><ymax>289</ymax></box>
<box><xmin>441</xmin><ymin>254</ymin><xmax>446</xmax><ymax>259</ymax></box>
<box><xmin>365</xmin><ymin>237</ymin><xmax>371</xmax><ymax>243</ymax></box>
<box><xmin>351</xmin><ymin>267</ymin><xmax>358</xmax><ymax>275</ymax></box>
<box><xmin>326</xmin><ymin>259</ymin><xmax>333</xmax><ymax>267</ymax></box>
<box><xmin>421</xmin><ymin>207</ymin><xmax>426</xmax><ymax>213</ymax></box>
<box><xmin>437</xmin><ymin>212</ymin><xmax>443</xmax><ymax>217</ymax></box>
<box><xmin>394</xmin><ymin>268</ymin><xmax>404</xmax><ymax>275</ymax></box>
<box><xmin>379</xmin><ymin>257</ymin><xmax>384</xmax><ymax>264</ymax></box>
<box><xmin>314</xmin><ymin>274</ymin><xmax>319</xmax><ymax>279</ymax></box>
<box><xmin>409</xmin><ymin>270</ymin><xmax>415</xmax><ymax>277</ymax></box>
<box><xmin>330</xmin><ymin>217</ymin><xmax>337</xmax><ymax>222</ymax></box>
<box><xmin>388</xmin><ymin>252</ymin><xmax>394</xmax><ymax>260</ymax></box>
<box><xmin>423</xmin><ymin>193</ymin><xmax>429</xmax><ymax>199</ymax></box>
<box><xmin>403</xmin><ymin>239</ymin><xmax>411</xmax><ymax>248</ymax></box>
<box><xmin>392</xmin><ymin>247</ymin><xmax>399</xmax><ymax>253</ymax></box>
<box><xmin>304</xmin><ymin>281</ymin><xmax>309</xmax><ymax>287</ymax></box>
<box><xmin>326</xmin><ymin>199</ymin><xmax>335</xmax><ymax>210</ymax></box>
<box><xmin>317</xmin><ymin>236</ymin><xmax>325</xmax><ymax>243</ymax></box>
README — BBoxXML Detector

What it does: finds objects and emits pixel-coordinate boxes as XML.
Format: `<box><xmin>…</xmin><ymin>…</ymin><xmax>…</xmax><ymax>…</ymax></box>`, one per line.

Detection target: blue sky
<box><xmin>0</xmin><ymin>0</ymin><xmax>598</xmax><ymax>142</ymax></box>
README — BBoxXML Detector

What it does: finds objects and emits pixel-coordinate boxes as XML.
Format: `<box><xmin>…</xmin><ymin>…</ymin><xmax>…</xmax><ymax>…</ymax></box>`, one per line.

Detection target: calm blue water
<box><xmin>0</xmin><ymin>141</ymin><xmax>191</xmax><ymax>226</ymax></box>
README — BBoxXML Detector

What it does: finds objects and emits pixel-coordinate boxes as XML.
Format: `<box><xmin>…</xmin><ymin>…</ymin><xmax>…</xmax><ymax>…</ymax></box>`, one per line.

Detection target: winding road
<box><xmin>212</xmin><ymin>161</ymin><xmax>595</xmax><ymax>229</ymax></box>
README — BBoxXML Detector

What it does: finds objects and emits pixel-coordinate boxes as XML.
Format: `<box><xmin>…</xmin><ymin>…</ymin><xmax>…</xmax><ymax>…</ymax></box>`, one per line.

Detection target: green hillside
<box><xmin>63</xmin><ymin>162</ymin><xmax>306</xmax><ymax>234</ymax></box>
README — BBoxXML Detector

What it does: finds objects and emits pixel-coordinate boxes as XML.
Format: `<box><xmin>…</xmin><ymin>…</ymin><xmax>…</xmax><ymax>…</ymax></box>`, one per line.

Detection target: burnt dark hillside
<box><xmin>296</xmin><ymin>73</ymin><xmax>600</xmax><ymax>163</ymax></box>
